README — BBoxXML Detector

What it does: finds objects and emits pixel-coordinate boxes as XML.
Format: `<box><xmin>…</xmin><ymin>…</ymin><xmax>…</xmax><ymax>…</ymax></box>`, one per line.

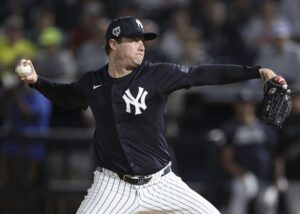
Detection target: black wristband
<box><xmin>243</xmin><ymin>65</ymin><xmax>261</xmax><ymax>79</ymax></box>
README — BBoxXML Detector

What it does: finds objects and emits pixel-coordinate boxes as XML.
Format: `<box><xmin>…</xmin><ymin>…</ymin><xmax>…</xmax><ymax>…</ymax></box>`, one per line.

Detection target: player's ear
<box><xmin>109</xmin><ymin>39</ymin><xmax>118</xmax><ymax>51</ymax></box>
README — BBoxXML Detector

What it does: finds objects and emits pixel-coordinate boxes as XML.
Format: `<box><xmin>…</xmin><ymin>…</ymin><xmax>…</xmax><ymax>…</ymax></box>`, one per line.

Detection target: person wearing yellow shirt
<box><xmin>0</xmin><ymin>15</ymin><xmax>36</xmax><ymax>82</ymax></box>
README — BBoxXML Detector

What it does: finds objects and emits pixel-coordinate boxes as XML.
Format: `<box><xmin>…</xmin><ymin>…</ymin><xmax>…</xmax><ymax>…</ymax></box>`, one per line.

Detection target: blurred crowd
<box><xmin>0</xmin><ymin>0</ymin><xmax>300</xmax><ymax>214</ymax></box>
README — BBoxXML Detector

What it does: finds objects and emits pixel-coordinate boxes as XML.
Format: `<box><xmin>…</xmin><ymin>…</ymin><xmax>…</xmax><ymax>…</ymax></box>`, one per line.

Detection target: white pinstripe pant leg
<box><xmin>138</xmin><ymin>172</ymin><xmax>220</xmax><ymax>214</ymax></box>
<box><xmin>76</xmin><ymin>169</ymin><xmax>139</xmax><ymax>214</ymax></box>
<box><xmin>76</xmin><ymin>168</ymin><xmax>220</xmax><ymax>214</ymax></box>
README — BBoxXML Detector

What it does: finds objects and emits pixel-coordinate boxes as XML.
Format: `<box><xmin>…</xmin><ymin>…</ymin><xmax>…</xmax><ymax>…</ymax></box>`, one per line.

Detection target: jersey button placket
<box><xmin>112</xmin><ymin>85</ymin><xmax>137</xmax><ymax>172</ymax></box>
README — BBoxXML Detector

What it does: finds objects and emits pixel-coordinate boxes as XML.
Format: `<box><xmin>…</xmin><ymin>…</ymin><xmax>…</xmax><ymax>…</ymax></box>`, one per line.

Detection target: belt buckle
<box><xmin>123</xmin><ymin>174</ymin><xmax>151</xmax><ymax>180</ymax></box>
<box><xmin>123</xmin><ymin>174</ymin><xmax>152</xmax><ymax>185</ymax></box>
<box><xmin>123</xmin><ymin>174</ymin><xmax>132</xmax><ymax>181</ymax></box>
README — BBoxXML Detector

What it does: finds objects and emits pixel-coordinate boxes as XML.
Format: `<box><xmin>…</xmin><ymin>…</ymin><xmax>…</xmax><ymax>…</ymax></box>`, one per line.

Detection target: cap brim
<box><xmin>143</xmin><ymin>32</ymin><xmax>158</xmax><ymax>41</ymax></box>
<box><xmin>124</xmin><ymin>32</ymin><xmax>157</xmax><ymax>41</ymax></box>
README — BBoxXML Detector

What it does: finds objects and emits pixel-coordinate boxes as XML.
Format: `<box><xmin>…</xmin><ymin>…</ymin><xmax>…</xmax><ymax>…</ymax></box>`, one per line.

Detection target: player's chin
<box><xmin>133</xmin><ymin>57</ymin><xmax>143</xmax><ymax>65</ymax></box>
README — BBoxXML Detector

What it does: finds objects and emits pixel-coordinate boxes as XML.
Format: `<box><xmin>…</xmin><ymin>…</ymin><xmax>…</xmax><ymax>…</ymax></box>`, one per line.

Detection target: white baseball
<box><xmin>15</xmin><ymin>64</ymin><xmax>32</xmax><ymax>77</ymax></box>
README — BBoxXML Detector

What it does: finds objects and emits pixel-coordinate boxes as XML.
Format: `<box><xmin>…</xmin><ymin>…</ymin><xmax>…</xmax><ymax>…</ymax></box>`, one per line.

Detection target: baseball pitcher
<box><xmin>16</xmin><ymin>16</ymin><xmax>291</xmax><ymax>214</ymax></box>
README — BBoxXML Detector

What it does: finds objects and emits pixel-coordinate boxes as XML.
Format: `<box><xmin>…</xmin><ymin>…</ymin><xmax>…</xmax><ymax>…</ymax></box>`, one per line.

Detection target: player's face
<box><xmin>116</xmin><ymin>37</ymin><xmax>145</xmax><ymax>69</ymax></box>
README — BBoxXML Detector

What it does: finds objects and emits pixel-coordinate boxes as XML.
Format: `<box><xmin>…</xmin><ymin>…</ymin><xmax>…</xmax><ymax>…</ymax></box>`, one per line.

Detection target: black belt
<box><xmin>118</xmin><ymin>165</ymin><xmax>171</xmax><ymax>185</ymax></box>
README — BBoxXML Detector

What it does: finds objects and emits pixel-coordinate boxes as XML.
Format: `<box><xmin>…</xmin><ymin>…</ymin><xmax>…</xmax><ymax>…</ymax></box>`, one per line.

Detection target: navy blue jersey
<box><xmin>32</xmin><ymin>61</ymin><xmax>260</xmax><ymax>175</ymax></box>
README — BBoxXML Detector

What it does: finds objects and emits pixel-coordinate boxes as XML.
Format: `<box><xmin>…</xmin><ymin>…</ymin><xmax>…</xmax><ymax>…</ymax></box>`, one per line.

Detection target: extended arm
<box><xmin>155</xmin><ymin>63</ymin><xmax>277</xmax><ymax>95</ymax></box>
<box><xmin>188</xmin><ymin>64</ymin><xmax>276</xmax><ymax>85</ymax></box>
<box><xmin>15</xmin><ymin>59</ymin><xmax>88</xmax><ymax>109</ymax></box>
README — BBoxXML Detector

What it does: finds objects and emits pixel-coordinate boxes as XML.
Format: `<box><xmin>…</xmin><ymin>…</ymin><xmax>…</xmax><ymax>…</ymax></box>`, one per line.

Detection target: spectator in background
<box><xmin>242</xmin><ymin>0</ymin><xmax>284</xmax><ymax>55</ymax></box>
<box><xmin>1</xmin><ymin>80</ymin><xmax>52</xmax><ymax>180</ymax></box>
<box><xmin>35</xmin><ymin>26</ymin><xmax>77</xmax><ymax>83</ymax></box>
<box><xmin>190</xmin><ymin>0</ymin><xmax>211</xmax><ymax>27</ymax></box>
<box><xmin>115</xmin><ymin>1</ymin><xmax>141</xmax><ymax>18</ymax></box>
<box><xmin>0</xmin><ymin>15</ymin><xmax>36</xmax><ymax>86</ymax></box>
<box><xmin>0</xmin><ymin>14</ymin><xmax>36</xmax><ymax>147</ymax></box>
<box><xmin>76</xmin><ymin>17</ymin><xmax>109</xmax><ymax>75</ymax></box>
<box><xmin>200</xmin><ymin>1</ymin><xmax>248</xmax><ymax>64</ymax></box>
<box><xmin>27</xmin><ymin>6</ymin><xmax>56</xmax><ymax>44</ymax></box>
<box><xmin>227</xmin><ymin>0</ymin><xmax>254</xmax><ymax>27</ymax></box>
<box><xmin>179</xmin><ymin>28</ymin><xmax>213</xmax><ymax>65</ymax></box>
<box><xmin>220</xmin><ymin>89</ymin><xmax>280</xmax><ymax>214</ymax></box>
<box><xmin>68</xmin><ymin>0</ymin><xmax>103</xmax><ymax>55</ymax></box>
<box><xmin>279</xmin><ymin>92</ymin><xmax>300</xmax><ymax>214</ymax></box>
<box><xmin>0</xmin><ymin>77</ymin><xmax>51</xmax><ymax>214</ymax></box>
<box><xmin>254</xmin><ymin>20</ymin><xmax>300</xmax><ymax>90</ymax></box>
<box><xmin>161</xmin><ymin>7</ymin><xmax>197</xmax><ymax>62</ymax></box>
<box><xmin>280</xmin><ymin>0</ymin><xmax>300</xmax><ymax>42</ymax></box>
<box><xmin>131</xmin><ymin>0</ymin><xmax>190</xmax><ymax>16</ymax></box>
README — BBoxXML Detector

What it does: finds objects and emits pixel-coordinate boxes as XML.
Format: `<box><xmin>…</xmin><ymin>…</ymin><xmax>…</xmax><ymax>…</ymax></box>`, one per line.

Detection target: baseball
<box><xmin>15</xmin><ymin>64</ymin><xmax>32</xmax><ymax>77</ymax></box>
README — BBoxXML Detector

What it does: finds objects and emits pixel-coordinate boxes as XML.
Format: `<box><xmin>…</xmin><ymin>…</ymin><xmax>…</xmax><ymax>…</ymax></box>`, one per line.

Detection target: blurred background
<box><xmin>0</xmin><ymin>0</ymin><xmax>300</xmax><ymax>213</ymax></box>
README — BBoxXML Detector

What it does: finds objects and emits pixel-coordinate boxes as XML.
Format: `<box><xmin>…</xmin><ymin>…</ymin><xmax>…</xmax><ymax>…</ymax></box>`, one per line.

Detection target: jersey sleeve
<box><xmin>31</xmin><ymin>74</ymin><xmax>89</xmax><ymax>109</ymax></box>
<box><xmin>152</xmin><ymin>63</ymin><xmax>261</xmax><ymax>95</ymax></box>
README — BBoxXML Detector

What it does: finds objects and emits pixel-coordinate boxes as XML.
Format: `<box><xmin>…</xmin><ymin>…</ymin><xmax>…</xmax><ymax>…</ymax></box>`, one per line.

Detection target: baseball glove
<box><xmin>258</xmin><ymin>75</ymin><xmax>292</xmax><ymax>128</ymax></box>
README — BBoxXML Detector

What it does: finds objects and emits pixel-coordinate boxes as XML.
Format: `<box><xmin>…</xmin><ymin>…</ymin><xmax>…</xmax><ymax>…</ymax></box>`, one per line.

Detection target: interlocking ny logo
<box><xmin>122</xmin><ymin>87</ymin><xmax>148</xmax><ymax>115</ymax></box>
<box><xmin>135</xmin><ymin>19</ymin><xmax>143</xmax><ymax>29</ymax></box>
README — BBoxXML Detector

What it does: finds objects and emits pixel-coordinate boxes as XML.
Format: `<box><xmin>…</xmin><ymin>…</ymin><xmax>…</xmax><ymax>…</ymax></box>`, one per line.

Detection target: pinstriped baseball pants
<box><xmin>76</xmin><ymin>167</ymin><xmax>220</xmax><ymax>214</ymax></box>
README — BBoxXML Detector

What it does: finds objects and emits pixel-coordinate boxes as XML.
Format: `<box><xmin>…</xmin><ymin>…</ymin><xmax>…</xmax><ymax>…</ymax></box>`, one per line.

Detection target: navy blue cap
<box><xmin>105</xmin><ymin>16</ymin><xmax>157</xmax><ymax>44</ymax></box>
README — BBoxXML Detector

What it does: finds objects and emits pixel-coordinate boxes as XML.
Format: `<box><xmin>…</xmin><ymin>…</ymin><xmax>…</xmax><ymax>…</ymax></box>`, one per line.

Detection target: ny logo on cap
<box><xmin>135</xmin><ymin>19</ymin><xmax>143</xmax><ymax>30</ymax></box>
<box><xmin>112</xmin><ymin>26</ymin><xmax>121</xmax><ymax>37</ymax></box>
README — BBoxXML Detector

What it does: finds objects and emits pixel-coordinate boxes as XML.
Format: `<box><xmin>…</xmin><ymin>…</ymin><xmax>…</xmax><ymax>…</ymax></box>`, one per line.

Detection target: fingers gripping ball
<box><xmin>258</xmin><ymin>75</ymin><xmax>292</xmax><ymax>128</ymax></box>
<box><xmin>15</xmin><ymin>63</ymin><xmax>32</xmax><ymax>77</ymax></box>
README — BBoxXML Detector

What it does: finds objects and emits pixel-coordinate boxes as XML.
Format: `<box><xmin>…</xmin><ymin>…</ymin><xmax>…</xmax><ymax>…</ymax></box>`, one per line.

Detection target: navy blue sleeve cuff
<box><xmin>243</xmin><ymin>65</ymin><xmax>261</xmax><ymax>79</ymax></box>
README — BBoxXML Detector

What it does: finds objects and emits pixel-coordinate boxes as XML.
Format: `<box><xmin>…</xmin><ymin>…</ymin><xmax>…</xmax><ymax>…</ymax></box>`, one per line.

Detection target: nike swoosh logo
<box><xmin>93</xmin><ymin>84</ymin><xmax>102</xmax><ymax>90</ymax></box>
